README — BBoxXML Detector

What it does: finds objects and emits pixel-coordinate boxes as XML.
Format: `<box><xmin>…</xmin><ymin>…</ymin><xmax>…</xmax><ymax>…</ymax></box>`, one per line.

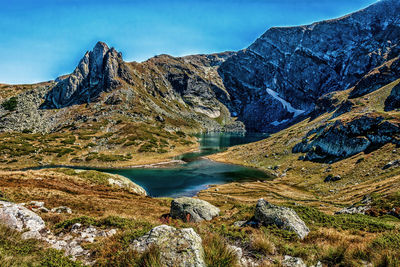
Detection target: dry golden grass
<box><xmin>0</xmin><ymin>169</ymin><xmax>169</xmax><ymax>226</ymax></box>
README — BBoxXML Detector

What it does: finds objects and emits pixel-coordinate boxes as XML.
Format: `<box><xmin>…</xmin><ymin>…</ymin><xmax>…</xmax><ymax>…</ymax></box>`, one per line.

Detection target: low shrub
<box><xmin>1</xmin><ymin>97</ymin><xmax>17</xmax><ymax>111</ymax></box>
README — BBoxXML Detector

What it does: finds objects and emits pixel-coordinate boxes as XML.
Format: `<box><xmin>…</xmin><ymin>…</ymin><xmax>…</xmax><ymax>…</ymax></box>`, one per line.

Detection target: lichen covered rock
<box><xmin>170</xmin><ymin>197</ymin><xmax>220</xmax><ymax>222</ymax></box>
<box><xmin>131</xmin><ymin>224</ymin><xmax>205</xmax><ymax>267</ymax></box>
<box><xmin>255</xmin><ymin>199</ymin><xmax>309</xmax><ymax>239</ymax></box>
<box><xmin>0</xmin><ymin>201</ymin><xmax>46</xmax><ymax>239</ymax></box>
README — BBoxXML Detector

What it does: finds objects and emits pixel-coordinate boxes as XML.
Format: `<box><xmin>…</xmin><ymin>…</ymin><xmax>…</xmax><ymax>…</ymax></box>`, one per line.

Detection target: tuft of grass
<box><xmin>321</xmin><ymin>245</ymin><xmax>350</xmax><ymax>267</ymax></box>
<box><xmin>134</xmin><ymin>245</ymin><xmax>163</xmax><ymax>267</ymax></box>
<box><xmin>203</xmin><ymin>234</ymin><xmax>239</xmax><ymax>267</ymax></box>
<box><xmin>375</xmin><ymin>252</ymin><xmax>400</xmax><ymax>267</ymax></box>
<box><xmin>250</xmin><ymin>232</ymin><xmax>275</xmax><ymax>256</ymax></box>
<box><xmin>371</xmin><ymin>232</ymin><xmax>400</xmax><ymax>250</ymax></box>
<box><xmin>40</xmin><ymin>249</ymin><xmax>83</xmax><ymax>267</ymax></box>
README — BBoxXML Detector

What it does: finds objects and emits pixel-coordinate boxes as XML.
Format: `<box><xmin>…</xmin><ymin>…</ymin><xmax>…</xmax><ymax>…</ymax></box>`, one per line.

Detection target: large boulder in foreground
<box><xmin>131</xmin><ymin>224</ymin><xmax>205</xmax><ymax>267</ymax></box>
<box><xmin>255</xmin><ymin>199</ymin><xmax>310</xmax><ymax>239</ymax></box>
<box><xmin>170</xmin><ymin>197</ymin><xmax>220</xmax><ymax>222</ymax></box>
<box><xmin>0</xmin><ymin>201</ymin><xmax>46</xmax><ymax>239</ymax></box>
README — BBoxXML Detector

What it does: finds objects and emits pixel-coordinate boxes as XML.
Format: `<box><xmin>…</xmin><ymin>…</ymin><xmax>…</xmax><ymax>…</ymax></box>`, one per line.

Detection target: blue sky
<box><xmin>0</xmin><ymin>0</ymin><xmax>377</xmax><ymax>84</ymax></box>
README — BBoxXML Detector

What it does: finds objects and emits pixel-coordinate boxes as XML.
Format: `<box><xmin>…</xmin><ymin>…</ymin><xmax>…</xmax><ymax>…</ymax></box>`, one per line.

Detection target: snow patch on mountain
<box><xmin>266</xmin><ymin>89</ymin><xmax>305</xmax><ymax>117</ymax></box>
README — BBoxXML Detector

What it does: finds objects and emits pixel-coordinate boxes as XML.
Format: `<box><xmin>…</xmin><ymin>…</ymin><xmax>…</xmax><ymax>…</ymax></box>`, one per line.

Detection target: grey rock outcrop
<box><xmin>385</xmin><ymin>82</ymin><xmax>400</xmax><ymax>111</ymax></box>
<box><xmin>0</xmin><ymin>201</ymin><xmax>46</xmax><ymax>239</ymax></box>
<box><xmin>170</xmin><ymin>197</ymin><xmax>220</xmax><ymax>222</ymax></box>
<box><xmin>350</xmin><ymin>57</ymin><xmax>400</xmax><ymax>99</ymax></box>
<box><xmin>293</xmin><ymin>116</ymin><xmax>400</xmax><ymax>162</ymax></box>
<box><xmin>131</xmin><ymin>224</ymin><xmax>205</xmax><ymax>267</ymax></box>
<box><xmin>254</xmin><ymin>199</ymin><xmax>309</xmax><ymax>239</ymax></box>
<box><xmin>107</xmin><ymin>174</ymin><xmax>147</xmax><ymax>196</ymax></box>
<box><xmin>42</xmin><ymin>42</ymin><xmax>127</xmax><ymax>108</ymax></box>
<box><xmin>335</xmin><ymin>195</ymin><xmax>372</xmax><ymax>215</ymax></box>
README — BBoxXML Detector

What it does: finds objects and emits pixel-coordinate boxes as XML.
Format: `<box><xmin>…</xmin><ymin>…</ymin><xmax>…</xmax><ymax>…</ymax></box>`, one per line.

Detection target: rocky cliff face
<box><xmin>218</xmin><ymin>0</ymin><xmax>400</xmax><ymax>131</ymax></box>
<box><xmin>385</xmin><ymin>83</ymin><xmax>400</xmax><ymax>111</ymax></box>
<box><xmin>41</xmin><ymin>42</ymin><xmax>128</xmax><ymax>108</ymax></box>
<box><xmin>293</xmin><ymin>115</ymin><xmax>400</xmax><ymax>163</ymax></box>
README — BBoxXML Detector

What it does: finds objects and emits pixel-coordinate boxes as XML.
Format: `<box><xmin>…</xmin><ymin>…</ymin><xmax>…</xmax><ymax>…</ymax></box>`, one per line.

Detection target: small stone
<box><xmin>282</xmin><ymin>255</ymin><xmax>306</xmax><ymax>267</ymax></box>
<box><xmin>51</xmin><ymin>206</ymin><xmax>72</xmax><ymax>214</ymax></box>
<box><xmin>324</xmin><ymin>174</ymin><xmax>342</xmax><ymax>182</ymax></box>
<box><xmin>233</xmin><ymin>220</ymin><xmax>247</xmax><ymax>227</ymax></box>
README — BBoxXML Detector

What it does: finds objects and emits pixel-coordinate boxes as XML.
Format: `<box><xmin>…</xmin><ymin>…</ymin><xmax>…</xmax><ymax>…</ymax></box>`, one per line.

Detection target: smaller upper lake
<box><xmin>103</xmin><ymin>133</ymin><xmax>272</xmax><ymax>197</ymax></box>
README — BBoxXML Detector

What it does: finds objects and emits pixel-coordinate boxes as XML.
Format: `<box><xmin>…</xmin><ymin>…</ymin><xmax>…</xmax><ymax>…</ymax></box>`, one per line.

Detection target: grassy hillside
<box><xmin>0</xmin><ymin>168</ymin><xmax>399</xmax><ymax>266</ymax></box>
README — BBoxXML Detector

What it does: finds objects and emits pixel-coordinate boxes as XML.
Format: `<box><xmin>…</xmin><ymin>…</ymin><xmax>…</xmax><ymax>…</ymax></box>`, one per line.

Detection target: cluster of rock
<box><xmin>293</xmin><ymin>115</ymin><xmax>400</xmax><ymax>162</ymax></box>
<box><xmin>336</xmin><ymin>195</ymin><xmax>400</xmax><ymax>219</ymax></box>
<box><xmin>335</xmin><ymin>195</ymin><xmax>373</xmax><ymax>215</ymax></box>
<box><xmin>0</xmin><ymin>195</ymin><xmax>315</xmax><ymax>266</ymax></box>
<box><xmin>324</xmin><ymin>174</ymin><xmax>341</xmax><ymax>183</ymax></box>
<box><xmin>46</xmin><ymin>223</ymin><xmax>116</xmax><ymax>263</ymax></box>
<box><xmin>24</xmin><ymin>201</ymin><xmax>73</xmax><ymax>214</ymax></box>
<box><xmin>0</xmin><ymin>201</ymin><xmax>116</xmax><ymax>264</ymax></box>
<box><xmin>135</xmin><ymin>197</ymin><xmax>311</xmax><ymax>266</ymax></box>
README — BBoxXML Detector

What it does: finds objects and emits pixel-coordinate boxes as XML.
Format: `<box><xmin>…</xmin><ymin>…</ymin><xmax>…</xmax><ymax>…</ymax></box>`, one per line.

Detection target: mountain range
<box><xmin>0</xmin><ymin>0</ymin><xmax>399</xmax><ymax>168</ymax></box>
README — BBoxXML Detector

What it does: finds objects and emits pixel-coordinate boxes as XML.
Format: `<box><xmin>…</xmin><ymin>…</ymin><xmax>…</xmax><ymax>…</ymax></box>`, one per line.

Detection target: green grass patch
<box><xmin>1</xmin><ymin>97</ymin><xmax>17</xmax><ymax>111</ymax></box>
<box><xmin>289</xmin><ymin>204</ymin><xmax>394</xmax><ymax>232</ymax></box>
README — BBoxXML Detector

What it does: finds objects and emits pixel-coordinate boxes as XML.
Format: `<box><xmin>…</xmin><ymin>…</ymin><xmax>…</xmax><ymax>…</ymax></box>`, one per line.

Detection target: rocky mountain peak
<box><xmin>41</xmin><ymin>41</ymin><xmax>123</xmax><ymax>109</ymax></box>
<box><xmin>218</xmin><ymin>0</ymin><xmax>400</xmax><ymax>131</ymax></box>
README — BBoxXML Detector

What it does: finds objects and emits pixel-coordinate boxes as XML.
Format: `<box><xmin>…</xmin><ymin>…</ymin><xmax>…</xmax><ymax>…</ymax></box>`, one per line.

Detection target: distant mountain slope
<box><xmin>2</xmin><ymin>0</ymin><xmax>400</xmax><ymax>134</ymax></box>
<box><xmin>219</xmin><ymin>0</ymin><xmax>400</xmax><ymax>131</ymax></box>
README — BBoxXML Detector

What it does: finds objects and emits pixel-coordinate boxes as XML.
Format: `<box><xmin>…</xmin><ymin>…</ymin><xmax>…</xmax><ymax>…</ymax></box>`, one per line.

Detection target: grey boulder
<box><xmin>0</xmin><ymin>201</ymin><xmax>46</xmax><ymax>239</ymax></box>
<box><xmin>170</xmin><ymin>197</ymin><xmax>220</xmax><ymax>222</ymax></box>
<box><xmin>255</xmin><ymin>199</ymin><xmax>310</xmax><ymax>239</ymax></box>
<box><xmin>131</xmin><ymin>224</ymin><xmax>205</xmax><ymax>267</ymax></box>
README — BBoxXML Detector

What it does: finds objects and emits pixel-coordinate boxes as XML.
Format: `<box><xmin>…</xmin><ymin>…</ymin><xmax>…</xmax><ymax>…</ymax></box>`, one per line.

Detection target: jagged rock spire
<box><xmin>42</xmin><ymin>41</ymin><xmax>123</xmax><ymax>109</ymax></box>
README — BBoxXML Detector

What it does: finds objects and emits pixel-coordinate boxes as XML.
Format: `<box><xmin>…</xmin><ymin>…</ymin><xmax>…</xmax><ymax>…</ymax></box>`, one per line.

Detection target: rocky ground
<box><xmin>0</xmin><ymin>168</ymin><xmax>399</xmax><ymax>266</ymax></box>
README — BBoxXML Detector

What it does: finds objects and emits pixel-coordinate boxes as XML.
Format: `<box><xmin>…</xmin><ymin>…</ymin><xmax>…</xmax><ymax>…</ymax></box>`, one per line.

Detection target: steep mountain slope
<box><xmin>218</xmin><ymin>0</ymin><xmax>400</xmax><ymax>131</ymax></box>
<box><xmin>210</xmin><ymin>60</ymin><xmax>400</xmax><ymax>199</ymax></box>
<box><xmin>1</xmin><ymin>0</ymin><xmax>400</xmax><ymax>170</ymax></box>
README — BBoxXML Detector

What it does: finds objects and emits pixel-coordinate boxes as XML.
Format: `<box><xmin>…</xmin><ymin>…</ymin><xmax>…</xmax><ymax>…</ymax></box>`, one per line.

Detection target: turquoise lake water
<box><xmin>102</xmin><ymin>133</ymin><xmax>272</xmax><ymax>197</ymax></box>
